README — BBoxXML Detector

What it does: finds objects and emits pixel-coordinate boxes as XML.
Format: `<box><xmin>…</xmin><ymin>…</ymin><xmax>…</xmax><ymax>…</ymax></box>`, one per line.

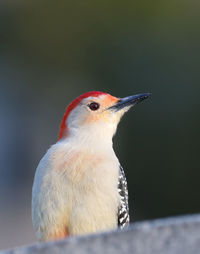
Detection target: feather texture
<box><xmin>118</xmin><ymin>165</ymin><xmax>130</xmax><ymax>228</ymax></box>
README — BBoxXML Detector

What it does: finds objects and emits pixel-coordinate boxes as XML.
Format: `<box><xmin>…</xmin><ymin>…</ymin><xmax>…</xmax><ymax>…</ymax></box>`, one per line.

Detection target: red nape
<box><xmin>57</xmin><ymin>91</ymin><xmax>107</xmax><ymax>140</ymax></box>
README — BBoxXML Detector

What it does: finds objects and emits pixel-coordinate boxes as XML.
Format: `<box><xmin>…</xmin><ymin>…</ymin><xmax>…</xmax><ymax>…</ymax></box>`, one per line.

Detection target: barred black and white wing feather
<box><xmin>117</xmin><ymin>165</ymin><xmax>130</xmax><ymax>228</ymax></box>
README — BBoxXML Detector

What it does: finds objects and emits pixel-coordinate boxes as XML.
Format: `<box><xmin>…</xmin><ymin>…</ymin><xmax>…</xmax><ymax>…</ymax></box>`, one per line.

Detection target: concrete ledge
<box><xmin>2</xmin><ymin>214</ymin><xmax>200</xmax><ymax>254</ymax></box>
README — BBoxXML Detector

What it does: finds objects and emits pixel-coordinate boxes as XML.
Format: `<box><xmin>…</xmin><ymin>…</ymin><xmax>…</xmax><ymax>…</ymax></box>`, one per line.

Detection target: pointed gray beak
<box><xmin>108</xmin><ymin>93</ymin><xmax>151</xmax><ymax>111</ymax></box>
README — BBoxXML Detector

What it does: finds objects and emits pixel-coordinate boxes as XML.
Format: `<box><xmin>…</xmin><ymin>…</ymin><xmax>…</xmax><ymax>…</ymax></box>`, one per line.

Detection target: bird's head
<box><xmin>58</xmin><ymin>91</ymin><xmax>150</xmax><ymax>141</ymax></box>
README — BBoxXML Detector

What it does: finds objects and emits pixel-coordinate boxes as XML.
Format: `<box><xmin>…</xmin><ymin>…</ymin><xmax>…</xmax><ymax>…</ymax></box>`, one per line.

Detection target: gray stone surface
<box><xmin>2</xmin><ymin>214</ymin><xmax>200</xmax><ymax>254</ymax></box>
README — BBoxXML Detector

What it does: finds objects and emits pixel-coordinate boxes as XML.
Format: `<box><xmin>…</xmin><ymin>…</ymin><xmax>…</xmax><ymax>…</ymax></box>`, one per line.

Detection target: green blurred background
<box><xmin>0</xmin><ymin>0</ymin><xmax>200</xmax><ymax>250</ymax></box>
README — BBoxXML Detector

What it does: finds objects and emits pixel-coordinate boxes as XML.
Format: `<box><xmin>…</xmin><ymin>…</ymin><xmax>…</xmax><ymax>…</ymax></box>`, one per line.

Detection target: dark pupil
<box><xmin>89</xmin><ymin>102</ymin><xmax>100</xmax><ymax>111</ymax></box>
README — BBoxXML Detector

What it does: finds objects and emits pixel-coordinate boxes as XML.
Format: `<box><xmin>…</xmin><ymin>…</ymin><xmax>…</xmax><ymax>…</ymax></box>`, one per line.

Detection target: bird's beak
<box><xmin>108</xmin><ymin>93</ymin><xmax>151</xmax><ymax>112</ymax></box>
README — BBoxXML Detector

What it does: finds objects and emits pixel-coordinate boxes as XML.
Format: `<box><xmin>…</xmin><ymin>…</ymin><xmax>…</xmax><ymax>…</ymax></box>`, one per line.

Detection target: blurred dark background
<box><xmin>0</xmin><ymin>0</ymin><xmax>200</xmax><ymax>250</ymax></box>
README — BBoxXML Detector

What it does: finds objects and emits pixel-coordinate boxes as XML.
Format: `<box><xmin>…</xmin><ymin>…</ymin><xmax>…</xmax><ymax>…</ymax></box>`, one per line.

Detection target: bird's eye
<box><xmin>88</xmin><ymin>102</ymin><xmax>100</xmax><ymax>111</ymax></box>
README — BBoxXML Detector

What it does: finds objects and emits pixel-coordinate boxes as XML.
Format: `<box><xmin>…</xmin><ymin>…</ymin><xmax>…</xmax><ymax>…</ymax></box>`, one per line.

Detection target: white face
<box><xmin>65</xmin><ymin>95</ymin><xmax>127</xmax><ymax>138</ymax></box>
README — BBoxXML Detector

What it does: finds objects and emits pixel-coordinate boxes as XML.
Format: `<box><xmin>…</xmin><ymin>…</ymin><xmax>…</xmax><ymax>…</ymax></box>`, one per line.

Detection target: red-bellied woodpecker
<box><xmin>32</xmin><ymin>91</ymin><xmax>150</xmax><ymax>241</ymax></box>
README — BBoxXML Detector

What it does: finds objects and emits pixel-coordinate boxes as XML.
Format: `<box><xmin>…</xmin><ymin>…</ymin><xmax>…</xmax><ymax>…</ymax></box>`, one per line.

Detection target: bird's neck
<box><xmin>60</xmin><ymin>123</ymin><xmax>117</xmax><ymax>151</ymax></box>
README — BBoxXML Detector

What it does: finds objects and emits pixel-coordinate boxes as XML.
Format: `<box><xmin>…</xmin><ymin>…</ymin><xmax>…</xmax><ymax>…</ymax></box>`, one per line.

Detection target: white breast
<box><xmin>32</xmin><ymin>137</ymin><xmax>120</xmax><ymax>240</ymax></box>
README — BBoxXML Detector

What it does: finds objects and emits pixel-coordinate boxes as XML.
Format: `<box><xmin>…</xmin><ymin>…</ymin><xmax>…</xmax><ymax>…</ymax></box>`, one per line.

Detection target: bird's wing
<box><xmin>118</xmin><ymin>165</ymin><xmax>130</xmax><ymax>228</ymax></box>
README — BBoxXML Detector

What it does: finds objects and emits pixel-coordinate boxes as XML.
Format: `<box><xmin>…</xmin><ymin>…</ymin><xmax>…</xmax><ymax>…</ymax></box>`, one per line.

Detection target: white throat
<box><xmin>63</xmin><ymin>121</ymin><xmax>117</xmax><ymax>149</ymax></box>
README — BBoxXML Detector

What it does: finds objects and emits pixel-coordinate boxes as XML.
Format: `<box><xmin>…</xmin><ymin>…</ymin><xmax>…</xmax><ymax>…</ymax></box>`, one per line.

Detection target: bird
<box><xmin>32</xmin><ymin>91</ymin><xmax>150</xmax><ymax>241</ymax></box>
